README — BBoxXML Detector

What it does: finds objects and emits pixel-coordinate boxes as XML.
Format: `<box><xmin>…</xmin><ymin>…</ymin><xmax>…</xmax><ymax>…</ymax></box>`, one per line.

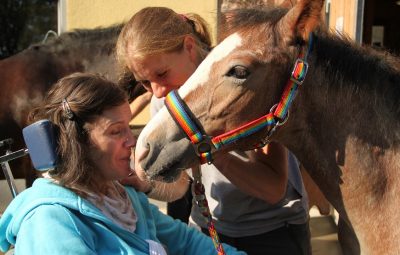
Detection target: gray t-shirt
<box><xmin>151</xmin><ymin>96</ymin><xmax>309</xmax><ymax>237</ymax></box>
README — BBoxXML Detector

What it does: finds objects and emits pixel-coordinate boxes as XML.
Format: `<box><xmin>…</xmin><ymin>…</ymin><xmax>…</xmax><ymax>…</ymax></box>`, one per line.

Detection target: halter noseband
<box><xmin>165</xmin><ymin>34</ymin><xmax>313</xmax><ymax>164</ymax></box>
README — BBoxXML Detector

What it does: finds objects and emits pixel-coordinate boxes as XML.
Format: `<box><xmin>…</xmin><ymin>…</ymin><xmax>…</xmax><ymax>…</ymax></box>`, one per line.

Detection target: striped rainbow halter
<box><xmin>165</xmin><ymin>34</ymin><xmax>313</xmax><ymax>164</ymax></box>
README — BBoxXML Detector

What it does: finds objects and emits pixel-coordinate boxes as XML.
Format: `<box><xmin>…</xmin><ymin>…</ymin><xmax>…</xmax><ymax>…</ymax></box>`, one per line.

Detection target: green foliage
<box><xmin>0</xmin><ymin>0</ymin><xmax>57</xmax><ymax>59</ymax></box>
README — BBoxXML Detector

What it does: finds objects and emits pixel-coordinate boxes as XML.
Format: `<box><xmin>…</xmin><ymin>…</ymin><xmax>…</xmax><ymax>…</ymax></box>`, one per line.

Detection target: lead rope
<box><xmin>192</xmin><ymin>165</ymin><xmax>226</xmax><ymax>255</ymax></box>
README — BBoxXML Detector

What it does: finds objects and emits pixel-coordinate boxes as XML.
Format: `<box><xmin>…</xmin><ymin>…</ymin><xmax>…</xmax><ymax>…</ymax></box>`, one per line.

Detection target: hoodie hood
<box><xmin>0</xmin><ymin>178</ymin><xmax>103</xmax><ymax>252</ymax></box>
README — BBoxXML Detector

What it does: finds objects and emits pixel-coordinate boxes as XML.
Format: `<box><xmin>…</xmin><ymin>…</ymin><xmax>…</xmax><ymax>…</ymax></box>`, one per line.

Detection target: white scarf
<box><xmin>86</xmin><ymin>181</ymin><xmax>138</xmax><ymax>232</ymax></box>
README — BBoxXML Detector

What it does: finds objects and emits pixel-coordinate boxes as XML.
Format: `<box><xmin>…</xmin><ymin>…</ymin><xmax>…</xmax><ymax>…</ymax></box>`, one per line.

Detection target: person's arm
<box><xmin>148</xmin><ymin>203</ymin><xmax>246</xmax><ymax>255</ymax></box>
<box><xmin>120</xmin><ymin>171</ymin><xmax>190</xmax><ymax>202</ymax></box>
<box><xmin>129</xmin><ymin>91</ymin><xmax>152</xmax><ymax>118</ymax></box>
<box><xmin>212</xmin><ymin>142</ymin><xmax>288</xmax><ymax>204</ymax></box>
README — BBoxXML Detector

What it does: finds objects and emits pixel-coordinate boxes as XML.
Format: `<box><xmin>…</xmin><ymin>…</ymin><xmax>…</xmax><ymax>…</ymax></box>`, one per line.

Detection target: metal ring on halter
<box><xmin>193</xmin><ymin>136</ymin><xmax>217</xmax><ymax>157</ymax></box>
<box><xmin>269</xmin><ymin>104</ymin><xmax>289</xmax><ymax>126</ymax></box>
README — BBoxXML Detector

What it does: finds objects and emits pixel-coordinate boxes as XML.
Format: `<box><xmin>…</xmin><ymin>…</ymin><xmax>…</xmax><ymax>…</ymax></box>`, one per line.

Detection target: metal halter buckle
<box><xmin>256</xmin><ymin>104</ymin><xmax>290</xmax><ymax>147</ymax></box>
<box><xmin>269</xmin><ymin>104</ymin><xmax>289</xmax><ymax>126</ymax></box>
<box><xmin>290</xmin><ymin>59</ymin><xmax>309</xmax><ymax>85</ymax></box>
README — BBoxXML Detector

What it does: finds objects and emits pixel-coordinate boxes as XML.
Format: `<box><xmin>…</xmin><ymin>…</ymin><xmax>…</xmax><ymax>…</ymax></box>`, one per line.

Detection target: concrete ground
<box><xmin>309</xmin><ymin>207</ymin><xmax>343</xmax><ymax>255</ymax></box>
<box><xmin>0</xmin><ymin>180</ymin><xmax>342</xmax><ymax>255</ymax></box>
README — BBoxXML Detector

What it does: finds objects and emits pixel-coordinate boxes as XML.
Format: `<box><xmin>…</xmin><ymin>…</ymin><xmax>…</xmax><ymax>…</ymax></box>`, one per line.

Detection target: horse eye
<box><xmin>226</xmin><ymin>65</ymin><xmax>250</xmax><ymax>79</ymax></box>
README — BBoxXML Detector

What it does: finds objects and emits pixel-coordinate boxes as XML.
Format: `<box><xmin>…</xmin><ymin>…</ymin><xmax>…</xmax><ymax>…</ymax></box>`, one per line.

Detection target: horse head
<box><xmin>135</xmin><ymin>0</ymin><xmax>325</xmax><ymax>182</ymax></box>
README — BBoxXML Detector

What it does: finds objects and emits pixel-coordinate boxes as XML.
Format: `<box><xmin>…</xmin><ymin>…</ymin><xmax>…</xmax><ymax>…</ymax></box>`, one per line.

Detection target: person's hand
<box><xmin>120</xmin><ymin>171</ymin><xmax>153</xmax><ymax>194</ymax></box>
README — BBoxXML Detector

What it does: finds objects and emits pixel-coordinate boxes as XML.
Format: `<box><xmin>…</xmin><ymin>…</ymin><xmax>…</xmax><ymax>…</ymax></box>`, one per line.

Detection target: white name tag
<box><xmin>146</xmin><ymin>239</ymin><xmax>167</xmax><ymax>255</ymax></box>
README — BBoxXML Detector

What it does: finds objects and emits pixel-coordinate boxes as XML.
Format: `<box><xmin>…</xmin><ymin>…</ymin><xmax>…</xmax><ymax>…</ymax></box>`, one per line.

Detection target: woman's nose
<box><xmin>151</xmin><ymin>82</ymin><xmax>170</xmax><ymax>98</ymax></box>
<box><xmin>126</xmin><ymin>131</ymin><xmax>137</xmax><ymax>148</ymax></box>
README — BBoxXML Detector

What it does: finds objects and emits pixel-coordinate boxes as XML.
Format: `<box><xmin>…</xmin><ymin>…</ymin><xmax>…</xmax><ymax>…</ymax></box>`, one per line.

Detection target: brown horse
<box><xmin>135</xmin><ymin>0</ymin><xmax>400</xmax><ymax>254</ymax></box>
<box><xmin>0</xmin><ymin>24</ymin><xmax>138</xmax><ymax>187</ymax></box>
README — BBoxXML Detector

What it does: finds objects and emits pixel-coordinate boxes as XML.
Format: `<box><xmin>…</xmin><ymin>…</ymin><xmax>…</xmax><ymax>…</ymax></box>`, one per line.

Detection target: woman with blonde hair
<box><xmin>117</xmin><ymin>6</ymin><xmax>214</xmax><ymax>223</ymax></box>
<box><xmin>117</xmin><ymin>7</ymin><xmax>311</xmax><ymax>255</ymax></box>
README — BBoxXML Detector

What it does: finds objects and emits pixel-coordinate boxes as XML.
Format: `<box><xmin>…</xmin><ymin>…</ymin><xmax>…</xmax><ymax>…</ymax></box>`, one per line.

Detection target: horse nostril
<box><xmin>137</xmin><ymin>145</ymin><xmax>150</xmax><ymax>163</ymax></box>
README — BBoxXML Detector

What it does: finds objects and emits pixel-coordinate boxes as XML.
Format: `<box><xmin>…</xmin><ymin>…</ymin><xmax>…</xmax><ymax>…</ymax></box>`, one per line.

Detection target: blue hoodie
<box><xmin>0</xmin><ymin>178</ymin><xmax>246</xmax><ymax>255</ymax></box>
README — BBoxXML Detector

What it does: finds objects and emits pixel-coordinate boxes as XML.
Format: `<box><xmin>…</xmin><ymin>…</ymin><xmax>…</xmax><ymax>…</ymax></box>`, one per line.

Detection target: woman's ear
<box><xmin>183</xmin><ymin>35</ymin><xmax>197</xmax><ymax>63</ymax></box>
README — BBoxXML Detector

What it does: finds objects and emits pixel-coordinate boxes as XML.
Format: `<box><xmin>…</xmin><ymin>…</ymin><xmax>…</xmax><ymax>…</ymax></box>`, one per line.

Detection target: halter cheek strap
<box><xmin>274</xmin><ymin>40</ymin><xmax>311</xmax><ymax>120</ymax></box>
<box><xmin>165</xmin><ymin>91</ymin><xmax>214</xmax><ymax>164</ymax></box>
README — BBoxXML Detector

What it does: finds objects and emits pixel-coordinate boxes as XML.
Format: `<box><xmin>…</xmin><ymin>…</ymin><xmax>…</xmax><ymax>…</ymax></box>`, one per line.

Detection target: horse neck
<box><xmin>279</xmin><ymin>35</ymin><xmax>400</xmax><ymax>247</ymax></box>
<box><xmin>291</xmin><ymin>32</ymin><xmax>400</xmax><ymax>146</ymax></box>
<box><xmin>39</xmin><ymin>25</ymin><xmax>121</xmax><ymax>76</ymax></box>
<box><xmin>278</xmin><ymin>32</ymin><xmax>400</xmax><ymax>186</ymax></box>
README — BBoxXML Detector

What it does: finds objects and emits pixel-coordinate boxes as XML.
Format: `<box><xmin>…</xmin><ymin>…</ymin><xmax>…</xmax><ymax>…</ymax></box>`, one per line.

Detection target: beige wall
<box><xmin>328</xmin><ymin>0</ymin><xmax>358</xmax><ymax>39</ymax></box>
<box><xmin>66</xmin><ymin>0</ymin><xmax>218</xmax><ymax>37</ymax></box>
<box><xmin>65</xmin><ymin>0</ymin><xmax>218</xmax><ymax>125</ymax></box>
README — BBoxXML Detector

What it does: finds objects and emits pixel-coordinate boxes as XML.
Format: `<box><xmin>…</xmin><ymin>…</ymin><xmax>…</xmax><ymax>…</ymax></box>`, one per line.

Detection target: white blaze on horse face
<box><xmin>179</xmin><ymin>33</ymin><xmax>243</xmax><ymax>97</ymax></box>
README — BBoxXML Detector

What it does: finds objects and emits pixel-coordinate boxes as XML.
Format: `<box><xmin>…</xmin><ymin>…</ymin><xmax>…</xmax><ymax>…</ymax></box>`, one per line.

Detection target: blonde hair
<box><xmin>116</xmin><ymin>7</ymin><xmax>212</xmax><ymax>67</ymax></box>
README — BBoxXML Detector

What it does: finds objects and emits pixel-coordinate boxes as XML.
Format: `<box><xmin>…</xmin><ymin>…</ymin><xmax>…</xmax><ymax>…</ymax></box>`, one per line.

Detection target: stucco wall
<box><xmin>66</xmin><ymin>0</ymin><xmax>218</xmax><ymax>37</ymax></box>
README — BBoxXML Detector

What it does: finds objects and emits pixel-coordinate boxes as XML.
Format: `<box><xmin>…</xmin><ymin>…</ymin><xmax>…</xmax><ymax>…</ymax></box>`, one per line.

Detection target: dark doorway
<box><xmin>363</xmin><ymin>0</ymin><xmax>400</xmax><ymax>55</ymax></box>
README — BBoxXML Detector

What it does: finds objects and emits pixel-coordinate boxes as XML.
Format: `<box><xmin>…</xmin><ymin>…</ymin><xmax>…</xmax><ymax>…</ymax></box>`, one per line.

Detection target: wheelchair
<box><xmin>0</xmin><ymin>120</ymin><xmax>57</xmax><ymax>254</ymax></box>
<box><xmin>0</xmin><ymin>120</ymin><xmax>57</xmax><ymax>199</ymax></box>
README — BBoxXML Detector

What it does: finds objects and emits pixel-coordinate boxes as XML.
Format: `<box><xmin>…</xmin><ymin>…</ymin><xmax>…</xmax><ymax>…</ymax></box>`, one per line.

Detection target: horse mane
<box><xmin>27</xmin><ymin>23</ymin><xmax>124</xmax><ymax>56</ymax></box>
<box><xmin>57</xmin><ymin>23</ymin><xmax>123</xmax><ymax>40</ymax></box>
<box><xmin>218</xmin><ymin>7</ymin><xmax>287</xmax><ymax>42</ymax></box>
<box><xmin>314</xmin><ymin>30</ymin><xmax>400</xmax><ymax>82</ymax></box>
<box><xmin>312</xmin><ymin>29</ymin><xmax>400</xmax><ymax>115</ymax></box>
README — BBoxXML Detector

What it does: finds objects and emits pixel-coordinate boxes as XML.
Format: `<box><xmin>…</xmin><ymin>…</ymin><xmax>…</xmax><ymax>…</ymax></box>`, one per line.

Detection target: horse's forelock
<box><xmin>219</xmin><ymin>8</ymin><xmax>288</xmax><ymax>42</ymax></box>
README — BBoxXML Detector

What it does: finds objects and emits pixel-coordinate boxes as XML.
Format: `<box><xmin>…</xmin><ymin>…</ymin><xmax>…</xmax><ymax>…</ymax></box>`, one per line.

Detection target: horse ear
<box><xmin>279</xmin><ymin>0</ymin><xmax>296</xmax><ymax>9</ymax></box>
<box><xmin>277</xmin><ymin>0</ymin><xmax>324</xmax><ymax>43</ymax></box>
